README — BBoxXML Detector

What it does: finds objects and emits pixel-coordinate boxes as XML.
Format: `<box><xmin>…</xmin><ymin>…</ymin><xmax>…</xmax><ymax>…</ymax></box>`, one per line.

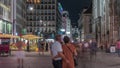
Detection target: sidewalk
<box><xmin>76</xmin><ymin>51</ymin><xmax>120</xmax><ymax>68</ymax></box>
<box><xmin>96</xmin><ymin>52</ymin><xmax>120</xmax><ymax>67</ymax></box>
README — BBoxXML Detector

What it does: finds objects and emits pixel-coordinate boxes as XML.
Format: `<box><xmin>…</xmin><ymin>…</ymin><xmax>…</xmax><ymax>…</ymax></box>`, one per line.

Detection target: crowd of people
<box><xmin>50</xmin><ymin>34</ymin><xmax>98</xmax><ymax>68</ymax></box>
<box><xmin>14</xmin><ymin>34</ymin><xmax>120</xmax><ymax>68</ymax></box>
<box><xmin>50</xmin><ymin>34</ymin><xmax>120</xmax><ymax>68</ymax></box>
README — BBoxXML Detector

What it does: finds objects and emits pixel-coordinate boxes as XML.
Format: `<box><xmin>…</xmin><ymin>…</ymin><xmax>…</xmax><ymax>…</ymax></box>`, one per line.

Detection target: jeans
<box><xmin>52</xmin><ymin>59</ymin><xmax>62</xmax><ymax>68</ymax></box>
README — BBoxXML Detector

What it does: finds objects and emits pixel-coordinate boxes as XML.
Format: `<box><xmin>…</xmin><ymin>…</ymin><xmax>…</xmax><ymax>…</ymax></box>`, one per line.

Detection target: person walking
<box><xmin>38</xmin><ymin>40</ymin><xmax>42</xmax><ymax>55</ymax></box>
<box><xmin>89</xmin><ymin>39</ymin><xmax>97</xmax><ymax>59</ymax></box>
<box><xmin>51</xmin><ymin>35</ymin><xmax>68</xmax><ymax>68</ymax></box>
<box><xmin>62</xmin><ymin>36</ymin><xmax>77</xmax><ymax>68</ymax></box>
<box><xmin>90</xmin><ymin>39</ymin><xmax>97</xmax><ymax>55</ymax></box>
<box><xmin>116</xmin><ymin>39</ymin><xmax>120</xmax><ymax>57</ymax></box>
<box><xmin>15</xmin><ymin>40</ymin><xmax>25</xmax><ymax>68</ymax></box>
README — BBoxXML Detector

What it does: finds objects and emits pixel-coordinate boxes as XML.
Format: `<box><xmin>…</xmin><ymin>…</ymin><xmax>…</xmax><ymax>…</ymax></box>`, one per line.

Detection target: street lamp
<box><xmin>29</xmin><ymin>6</ymin><xmax>34</xmax><ymax>11</ymax></box>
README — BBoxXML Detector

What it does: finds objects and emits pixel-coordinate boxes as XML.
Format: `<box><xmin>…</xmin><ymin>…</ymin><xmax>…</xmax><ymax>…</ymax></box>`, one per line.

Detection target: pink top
<box><xmin>116</xmin><ymin>41</ymin><xmax>120</xmax><ymax>49</ymax></box>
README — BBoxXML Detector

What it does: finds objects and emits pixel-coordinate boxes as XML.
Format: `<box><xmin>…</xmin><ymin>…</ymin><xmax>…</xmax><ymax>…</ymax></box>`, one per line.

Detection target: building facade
<box><xmin>26</xmin><ymin>0</ymin><xmax>62</xmax><ymax>38</ymax></box>
<box><xmin>0</xmin><ymin>0</ymin><xmax>12</xmax><ymax>34</ymax></box>
<box><xmin>92</xmin><ymin>0</ymin><xmax>109</xmax><ymax>46</ymax></box>
<box><xmin>116</xmin><ymin>0</ymin><xmax>120</xmax><ymax>39</ymax></box>
<box><xmin>78</xmin><ymin>5</ymin><xmax>92</xmax><ymax>41</ymax></box>
<box><xmin>92</xmin><ymin>0</ymin><xmax>120</xmax><ymax>47</ymax></box>
<box><xmin>71</xmin><ymin>26</ymin><xmax>79</xmax><ymax>42</ymax></box>
<box><xmin>11</xmin><ymin>0</ymin><xmax>26</xmax><ymax>35</ymax></box>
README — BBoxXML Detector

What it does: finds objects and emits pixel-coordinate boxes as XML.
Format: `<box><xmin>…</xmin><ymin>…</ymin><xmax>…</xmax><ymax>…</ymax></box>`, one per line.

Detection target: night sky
<box><xmin>58</xmin><ymin>0</ymin><xmax>91</xmax><ymax>27</ymax></box>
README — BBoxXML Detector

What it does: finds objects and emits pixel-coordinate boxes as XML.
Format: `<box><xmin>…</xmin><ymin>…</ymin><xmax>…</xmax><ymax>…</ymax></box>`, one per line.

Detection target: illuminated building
<box><xmin>26</xmin><ymin>0</ymin><xmax>62</xmax><ymax>38</ymax></box>
<box><xmin>92</xmin><ymin>0</ymin><xmax>120</xmax><ymax>47</ymax></box>
<box><xmin>62</xmin><ymin>11</ymin><xmax>72</xmax><ymax>38</ymax></box>
<box><xmin>0</xmin><ymin>0</ymin><xmax>12</xmax><ymax>34</ymax></box>
<box><xmin>11</xmin><ymin>0</ymin><xmax>26</xmax><ymax>35</ymax></box>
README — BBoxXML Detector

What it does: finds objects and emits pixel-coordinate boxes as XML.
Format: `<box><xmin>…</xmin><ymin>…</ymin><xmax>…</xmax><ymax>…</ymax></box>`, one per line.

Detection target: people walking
<box><xmin>51</xmin><ymin>35</ymin><xmax>68</xmax><ymax>68</ymax></box>
<box><xmin>62</xmin><ymin>36</ymin><xmax>77</xmax><ymax>68</ymax></box>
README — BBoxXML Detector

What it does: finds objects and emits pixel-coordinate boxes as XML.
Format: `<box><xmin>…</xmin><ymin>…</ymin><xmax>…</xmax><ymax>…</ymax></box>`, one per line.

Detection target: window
<box><xmin>34</xmin><ymin>22</ymin><xmax>36</xmax><ymax>26</ymax></box>
<box><xmin>45</xmin><ymin>5</ymin><xmax>47</xmax><ymax>9</ymax></box>
<box><xmin>30</xmin><ymin>28</ymin><xmax>32</xmax><ymax>32</ymax></box>
<box><xmin>30</xmin><ymin>22</ymin><xmax>32</xmax><ymax>26</ymax></box>
<box><xmin>45</xmin><ymin>16</ymin><xmax>47</xmax><ymax>20</ymax></box>
<box><xmin>48</xmin><ymin>10</ymin><xmax>51</xmax><ymax>15</ymax></box>
<box><xmin>52</xmin><ymin>10</ymin><xmax>55</xmax><ymax>15</ymax></box>
<box><xmin>52</xmin><ymin>5</ymin><xmax>55</xmax><ymax>9</ymax></box>
<box><xmin>41</xmin><ymin>10</ymin><xmax>43</xmax><ymax>15</ymax></box>
<box><xmin>52</xmin><ymin>16</ymin><xmax>55</xmax><ymax>20</ymax></box>
<box><xmin>48</xmin><ymin>1</ymin><xmax>51</xmax><ymax>4</ymax></box>
<box><xmin>37</xmin><ymin>5</ymin><xmax>40</xmax><ymax>9</ymax></box>
<box><xmin>52</xmin><ymin>1</ymin><xmax>55</xmax><ymax>4</ymax></box>
<box><xmin>48</xmin><ymin>5</ymin><xmax>51</xmax><ymax>9</ymax></box>
<box><xmin>48</xmin><ymin>16</ymin><xmax>51</xmax><ymax>21</ymax></box>
<box><xmin>41</xmin><ymin>16</ymin><xmax>43</xmax><ymax>20</ymax></box>
<box><xmin>45</xmin><ymin>10</ymin><xmax>47</xmax><ymax>15</ymax></box>
<box><xmin>41</xmin><ymin>5</ymin><xmax>43</xmax><ymax>9</ymax></box>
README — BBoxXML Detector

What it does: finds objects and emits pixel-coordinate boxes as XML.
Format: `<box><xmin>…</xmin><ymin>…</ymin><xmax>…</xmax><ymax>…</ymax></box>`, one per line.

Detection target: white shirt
<box><xmin>51</xmin><ymin>41</ymin><xmax>63</xmax><ymax>60</ymax></box>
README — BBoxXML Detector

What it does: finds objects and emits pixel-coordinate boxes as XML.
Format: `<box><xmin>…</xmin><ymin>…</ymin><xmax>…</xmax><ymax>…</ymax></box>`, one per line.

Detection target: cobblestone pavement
<box><xmin>0</xmin><ymin>51</ymin><xmax>53</xmax><ymax>68</ymax></box>
<box><xmin>0</xmin><ymin>51</ymin><xmax>120</xmax><ymax>68</ymax></box>
<box><xmin>76</xmin><ymin>51</ymin><xmax>120</xmax><ymax>68</ymax></box>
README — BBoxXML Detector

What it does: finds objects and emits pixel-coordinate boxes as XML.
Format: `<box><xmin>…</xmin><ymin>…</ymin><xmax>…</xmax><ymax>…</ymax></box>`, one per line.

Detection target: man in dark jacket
<box><xmin>89</xmin><ymin>39</ymin><xmax>97</xmax><ymax>57</ymax></box>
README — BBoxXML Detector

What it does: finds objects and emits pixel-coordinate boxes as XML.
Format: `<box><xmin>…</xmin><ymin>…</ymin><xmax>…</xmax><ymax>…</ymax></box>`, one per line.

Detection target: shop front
<box><xmin>0</xmin><ymin>19</ymin><xmax>12</xmax><ymax>56</ymax></box>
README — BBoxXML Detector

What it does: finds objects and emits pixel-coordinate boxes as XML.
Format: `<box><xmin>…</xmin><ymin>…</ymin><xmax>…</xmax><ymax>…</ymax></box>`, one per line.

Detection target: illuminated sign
<box><xmin>58</xmin><ymin>3</ymin><xmax>63</xmax><ymax>14</ymax></box>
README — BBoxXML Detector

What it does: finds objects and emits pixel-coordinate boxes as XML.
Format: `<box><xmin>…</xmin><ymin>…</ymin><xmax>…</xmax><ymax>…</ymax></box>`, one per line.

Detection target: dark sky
<box><xmin>58</xmin><ymin>0</ymin><xmax>91</xmax><ymax>27</ymax></box>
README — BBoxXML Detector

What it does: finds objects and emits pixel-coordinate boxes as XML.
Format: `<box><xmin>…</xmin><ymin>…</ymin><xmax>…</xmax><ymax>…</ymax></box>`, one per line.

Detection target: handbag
<box><xmin>66</xmin><ymin>45</ymin><xmax>78</xmax><ymax>66</ymax></box>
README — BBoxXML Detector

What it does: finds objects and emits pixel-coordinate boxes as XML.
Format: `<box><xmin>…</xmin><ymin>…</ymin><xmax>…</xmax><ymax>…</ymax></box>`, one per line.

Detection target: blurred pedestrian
<box><xmin>62</xmin><ymin>36</ymin><xmax>77</xmax><ymax>68</ymax></box>
<box><xmin>82</xmin><ymin>40</ymin><xmax>89</xmax><ymax>52</ymax></box>
<box><xmin>89</xmin><ymin>39</ymin><xmax>97</xmax><ymax>59</ymax></box>
<box><xmin>45</xmin><ymin>42</ymin><xmax>49</xmax><ymax>51</ymax></box>
<box><xmin>27</xmin><ymin>41</ymin><xmax>29</xmax><ymax>52</ymax></box>
<box><xmin>89</xmin><ymin>39</ymin><xmax>97</xmax><ymax>56</ymax></box>
<box><xmin>116</xmin><ymin>39</ymin><xmax>120</xmax><ymax>57</ymax></box>
<box><xmin>15</xmin><ymin>40</ymin><xmax>25</xmax><ymax>68</ymax></box>
<box><xmin>41</xmin><ymin>42</ymin><xmax>44</xmax><ymax>55</ymax></box>
<box><xmin>77</xmin><ymin>41</ymin><xmax>83</xmax><ymax>58</ymax></box>
<box><xmin>51</xmin><ymin>35</ymin><xmax>67</xmax><ymax>68</ymax></box>
<box><xmin>38</xmin><ymin>40</ymin><xmax>42</xmax><ymax>55</ymax></box>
